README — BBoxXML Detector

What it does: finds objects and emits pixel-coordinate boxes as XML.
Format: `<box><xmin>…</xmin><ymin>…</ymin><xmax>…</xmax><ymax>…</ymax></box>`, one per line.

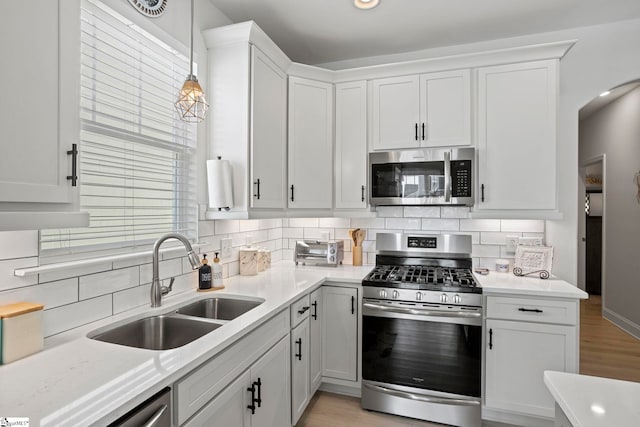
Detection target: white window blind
<box><xmin>41</xmin><ymin>0</ymin><xmax>198</xmax><ymax>255</ymax></box>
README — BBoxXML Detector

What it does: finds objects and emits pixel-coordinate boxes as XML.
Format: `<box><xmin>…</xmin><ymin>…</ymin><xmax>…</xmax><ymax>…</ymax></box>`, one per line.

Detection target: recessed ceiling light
<box><xmin>599</xmin><ymin>91</ymin><xmax>611</xmax><ymax>97</ymax></box>
<box><xmin>354</xmin><ymin>0</ymin><xmax>380</xmax><ymax>10</ymax></box>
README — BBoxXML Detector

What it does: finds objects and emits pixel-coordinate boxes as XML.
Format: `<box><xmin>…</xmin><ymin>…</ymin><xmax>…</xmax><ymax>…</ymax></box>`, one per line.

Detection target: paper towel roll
<box><xmin>207</xmin><ymin>159</ymin><xmax>234</xmax><ymax>209</ymax></box>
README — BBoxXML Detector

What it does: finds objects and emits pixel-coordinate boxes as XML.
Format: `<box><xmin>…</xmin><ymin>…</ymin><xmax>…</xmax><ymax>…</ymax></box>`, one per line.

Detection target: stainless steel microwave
<box><xmin>369</xmin><ymin>147</ymin><xmax>474</xmax><ymax>206</ymax></box>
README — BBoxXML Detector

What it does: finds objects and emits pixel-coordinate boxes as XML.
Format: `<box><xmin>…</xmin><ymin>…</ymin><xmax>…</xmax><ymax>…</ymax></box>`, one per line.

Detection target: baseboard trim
<box><xmin>602</xmin><ymin>307</ymin><xmax>640</xmax><ymax>340</ymax></box>
<box><xmin>482</xmin><ymin>407</ymin><xmax>553</xmax><ymax>427</ymax></box>
<box><xmin>318</xmin><ymin>382</ymin><xmax>361</xmax><ymax>398</ymax></box>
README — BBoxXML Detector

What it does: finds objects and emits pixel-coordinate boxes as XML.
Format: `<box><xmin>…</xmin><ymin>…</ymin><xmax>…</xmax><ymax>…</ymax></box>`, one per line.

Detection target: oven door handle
<box><xmin>363</xmin><ymin>382</ymin><xmax>480</xmax><ymax>406</ymax></box>
<box><xmin>363</xmin><ymin>302</ymin><xmax>481</xmax><ymax>319</ymax></box>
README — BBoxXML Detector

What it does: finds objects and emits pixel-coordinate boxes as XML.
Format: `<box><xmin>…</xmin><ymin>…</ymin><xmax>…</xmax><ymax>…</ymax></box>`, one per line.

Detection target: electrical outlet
<box><xmin>505</xmin><ymin>235</ymin><xmax>519</xmax><ymax>253</ymax></box>
<box><xmin>221</xmin><ymin>238</ymin><xmax>232</xmax><ymax>259</ymax></box>
<box><xmin>518</xmin><ymin>237</ymin><xmax>543</xmax><ymax>246</ymax></box>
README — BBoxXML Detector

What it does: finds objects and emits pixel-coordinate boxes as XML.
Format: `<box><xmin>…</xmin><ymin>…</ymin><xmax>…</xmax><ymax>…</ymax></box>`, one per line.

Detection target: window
<box><xmin>41</xmin><ymin>0</ymin><xmax>198</xmax><ymax>256</ymax></box>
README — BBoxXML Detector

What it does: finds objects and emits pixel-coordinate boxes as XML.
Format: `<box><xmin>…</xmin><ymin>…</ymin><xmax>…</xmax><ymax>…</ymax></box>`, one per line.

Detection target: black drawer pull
<box><xmin>481</xmin><ymin>184</ymin><xmax>485</xmax><ymax>202</ymax></box>
<box><xmin>290</xmin><ymin>184</ymin><xmax>295</xmax><ymax>202</ymax></box>
<box><xmin>518</xmin><ymin>308</ymin><xmax>543</xmax><ymax>313</ymax></box>
<box><xmin>422</xmin><ymin>123</ymin><xmax>425</xmax><ymax>140</ymax></box>
<box><xmin>351</xmin><ymin>295</ymin><xmax>355</xmax><ymax>315</ymax></box>
<box><xmin>297</xmin><ymin>306</ymin><xmax>310</xmax><ymax>315</ymax></box>
<box><xmin>254</xmin><ymin>378</ymin><xmax>262</xmax><ymax>408</ymax></box>
<box><xmin>254</xmin><ymin>178</ymin><xmax>261</xmax><ymax>199</ymax></box>
<box><xmin>361</xmin><ymin>185</ymin><xmax>365</xmax><ymax>202</ymax></box>
<box><xmin>312</xmin><ymin>301</ymin><xmax>318</xmax><ymax>320</ymax></box>
<box><xmin>414</xmin><ymin>123</ymin><xmax>418</xmax><ymax>141</ymax></box>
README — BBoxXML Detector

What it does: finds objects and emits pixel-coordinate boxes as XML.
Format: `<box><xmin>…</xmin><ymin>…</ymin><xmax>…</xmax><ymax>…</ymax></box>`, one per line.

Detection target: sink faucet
<box><xmin>151</xmin><ymin>233</ymin><xmax>202</xmax><ymax>307</ymax></box>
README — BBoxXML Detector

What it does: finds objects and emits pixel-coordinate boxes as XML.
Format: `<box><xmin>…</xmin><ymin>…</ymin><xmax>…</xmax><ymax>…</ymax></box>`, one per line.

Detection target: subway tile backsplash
<box><xmin>0</xmin><ymin>210</ymin><xmax>543</xmax><ymax>338</ymax></box>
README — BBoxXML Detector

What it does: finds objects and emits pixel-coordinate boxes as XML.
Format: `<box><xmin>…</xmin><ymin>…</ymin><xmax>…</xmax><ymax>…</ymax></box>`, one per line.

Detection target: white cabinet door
<box><xmin>250</xmin><ymin>46</ymin><xmax>287</xmax><ymax>209</ymax></box>
<box><xmin>291</xmin><ymin>318</ymin><xmax>310</xmax><ymax>425</ymax></box>
<box><xmin>184</xmin><ymin>371</ymin><xmax>251</xmax><ymax>427</ymax></box>
<box><xmin>371</xmin><ymin>75</ymin><xmax>420</xmax><ymax>150</ymax></box>
<box><xmin>485</xmin><ymin>319</ymin><xmax>577</xmax><ymax>418</ymax></box>
<box><xmin>309</xmin><ymin>288</ymin><xmax>323</xmax><ymax>394</ymax></box>
<box><xmin>322</xmin><ymin>286</ymin><xmax>358</xmax><ymax>381</ymax></box>
<box><xmin>335</xmin><ymin>81</ymin><xmax>368</xmax><ymax>209</ymax></box>
<box><xmin>288</xmin><ymin>76</ymin><xmax>333</xmax><ymax>209</ymax></box>
<box><xmin>477</xmin><ymin>60</ymin><xmax>558</xmax><ymax>210</ymax></box>
<box><xmin>251</xmin><ymin>336</ymin><xmax>291</xmax><ymax>427</ymax></box>
<box><xmin>0</xmin><ymin>0</ymin><xmax>78</xmax><ymax>206</ymax></box>
<box><xmin>419</xmin><ymin>70</ymin><xmax>471</xmax><ymax>147</ymax></box>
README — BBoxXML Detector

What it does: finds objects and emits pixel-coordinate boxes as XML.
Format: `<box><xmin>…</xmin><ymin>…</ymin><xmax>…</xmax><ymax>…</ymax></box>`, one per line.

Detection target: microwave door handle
<box><xmin>444</xmin><ymin>150</ymin><xmax>452</xmax><ymax>202</ymax></box>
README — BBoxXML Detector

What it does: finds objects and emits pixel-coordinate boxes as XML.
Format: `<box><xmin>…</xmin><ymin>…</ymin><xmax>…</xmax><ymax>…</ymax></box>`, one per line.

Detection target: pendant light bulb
<box><xmin>175</xmin><ymin>0</ymin><xmax>208</xmax><ymax>123</ymax></box>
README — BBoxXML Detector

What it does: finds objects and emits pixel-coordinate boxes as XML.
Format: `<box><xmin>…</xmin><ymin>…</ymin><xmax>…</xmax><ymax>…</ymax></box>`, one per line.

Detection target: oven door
<box><xmin>362</xmin><ymin>300</ymin><xmax>482</xmax><ymax>398</ymax></box>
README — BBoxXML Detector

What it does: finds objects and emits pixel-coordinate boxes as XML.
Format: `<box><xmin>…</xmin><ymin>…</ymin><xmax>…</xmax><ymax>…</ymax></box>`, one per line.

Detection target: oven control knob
<box><xmin>453</xmin><ymin>294</ymin><xmax>461</xmax><ymax>304</ymax></box>
<box><xmin>379</xmin><ymin>289</ymin><xmax>388</xmax><ymax>299</ymax></box>
<box><xmin>440</xmin><ymin>293</ymin><xmax>448</xmax><ymax>303</ymax></box>
<box><xmin>416</xmin><ymin>292</ymin><xmax>423</xmax><ymax>301</ymax></box>
<box><xmin>392</xmin><ymin>290</ymin><xmax>399</xmax><ymax>299</ymax></box>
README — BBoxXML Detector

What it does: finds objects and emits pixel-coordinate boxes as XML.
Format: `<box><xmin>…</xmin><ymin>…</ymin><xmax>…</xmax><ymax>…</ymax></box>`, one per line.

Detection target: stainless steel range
<box><xmin>361</xmin><ymin>233</ymin><xmax>482</xmax><ymax>427</ymax></box>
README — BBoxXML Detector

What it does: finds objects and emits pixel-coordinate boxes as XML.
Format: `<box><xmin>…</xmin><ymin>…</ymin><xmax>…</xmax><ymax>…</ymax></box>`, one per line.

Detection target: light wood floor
<box><xmin>580</xmin><ymin>295</ymin><xmax>640</xmax><ymax>382</ymax></box>
<box><xmin>299</xmin><ymin>295</ymin><xmax>640</xmax><ymax>427</ymax></box>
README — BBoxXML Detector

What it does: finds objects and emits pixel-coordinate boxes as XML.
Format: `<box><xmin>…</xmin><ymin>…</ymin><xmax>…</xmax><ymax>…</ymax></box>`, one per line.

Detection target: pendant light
<box><xmin>175</xmin><ymin>0</ymin><xmax>209</xmax><ymax>122</ymax></box>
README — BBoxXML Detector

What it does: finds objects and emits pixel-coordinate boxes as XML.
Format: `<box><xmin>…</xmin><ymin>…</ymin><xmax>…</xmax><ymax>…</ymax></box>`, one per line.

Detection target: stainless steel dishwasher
<box><xmin>108</xmin><ymin>387</ymin><xmax>171</xmax><ymax>427</ymax></box>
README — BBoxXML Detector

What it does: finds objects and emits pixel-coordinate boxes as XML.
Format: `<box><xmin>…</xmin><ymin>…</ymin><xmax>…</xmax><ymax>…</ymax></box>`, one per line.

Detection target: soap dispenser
<box><xmin>212</xmin><ymin>252</ymin><xmax>223</xmax><ymax>288</ymax></box>
<box><xmin>198</xmin><ymin>254</ymin><xmax>212</xmax><ymax>290</ymax></box>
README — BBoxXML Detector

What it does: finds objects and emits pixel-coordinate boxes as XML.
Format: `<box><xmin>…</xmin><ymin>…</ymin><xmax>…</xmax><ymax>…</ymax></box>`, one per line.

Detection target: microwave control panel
<box><xmin>451</xmin><ymin>160</ymin><xmax>472</xmax><ymax>198</ymax></box>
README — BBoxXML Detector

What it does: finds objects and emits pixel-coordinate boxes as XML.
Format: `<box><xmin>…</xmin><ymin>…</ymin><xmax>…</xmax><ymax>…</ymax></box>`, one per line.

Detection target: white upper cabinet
<box><xmin>204</xmin><ymin>23</ymin><xmax>289</xmax><ymax>219</ymax></box>
<box><xmin>250</xmin><ymin>46</ymin><xmax>287</xmax><ymax>209</ymax></box>
<box><xmin>371</xmin><ymin>75</ymin><xmax>421</xmax><ymax>150</ymax></box>
<box><xmin>288</xmin><ymin>76</ymin><xmax>333</xmax><ymax>209</ymax></box>
<box><xmin>371</xmin><ymin>70</ymin><xmax>471</xmax><ymax>151</ymax></box>
<box><xmin>335</xmin><ymin>81</ymin><xmax>368</xmax><ymax>209</ymax></box>
<box><xmin>476</xmin><ymin>60</ymin><xmax>558</xmax><ymax>212</ymax></box>
<box><xmin>0</xmin><ymin>0</ymin><xmax>87</xmax><ymax>229</ymax></box>
<box><xmin>419</xmin><ymin>70</ymin><xmax>471</xmax><ymax>147</ymax></box>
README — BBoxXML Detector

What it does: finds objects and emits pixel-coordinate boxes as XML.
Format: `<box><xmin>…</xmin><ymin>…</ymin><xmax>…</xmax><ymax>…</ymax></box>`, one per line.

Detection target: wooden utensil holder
<box><xmin>352</xmin><ymin>246</ymin><xmax>363</xmax><ymax>266</ymax></box>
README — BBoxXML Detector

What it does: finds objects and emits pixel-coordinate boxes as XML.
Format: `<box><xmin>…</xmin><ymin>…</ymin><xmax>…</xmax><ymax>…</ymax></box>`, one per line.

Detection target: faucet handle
<box><xmin>161</xmin><ymin>277</ymin><xmax>175</xmax><ymax>296</ymax></box>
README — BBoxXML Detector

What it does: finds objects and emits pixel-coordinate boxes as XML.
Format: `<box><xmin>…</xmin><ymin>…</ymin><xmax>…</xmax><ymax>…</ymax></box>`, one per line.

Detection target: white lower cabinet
<box><xmin>484</xmin><ymin>295</ymin><xmax>579</xmax><ymax>423</ymax></box>
<box><xmin>309</xmin><ymin>288</ymin><xmax>323</xmax><ymax>394</ymax></box>
<box><xmin>185</xmin><ymin>336</ymin><xmax>290</xmax><ymax>427</ymax></box>
<box><xmin>291</xmin><ymin>318</ymin><xmax>310</xmax><ymax>425</ymax></box>
<box><xmin>322</xmin><ymin>286</ymin><xmax>358</xmax><ymax>382</ymax></box>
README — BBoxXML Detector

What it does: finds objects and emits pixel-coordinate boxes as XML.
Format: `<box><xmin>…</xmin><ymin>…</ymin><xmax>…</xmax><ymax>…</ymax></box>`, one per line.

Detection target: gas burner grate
<box><xmin>366</xmin><ymin>265</ymin><xmax>477</xmax><ymax>288</ymax></box>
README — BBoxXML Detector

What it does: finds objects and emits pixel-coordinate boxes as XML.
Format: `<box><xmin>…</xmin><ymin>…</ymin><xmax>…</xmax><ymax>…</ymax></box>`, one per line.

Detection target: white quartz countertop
<box><xmin>0</xmin><ymin>263</ymin><xmax>371</xmax><ymax>426</ymax></box>
<box><xmin>0</xmin><ymin>261</ymin><xmax>586</xmax><ymax>426</ymax></box>
<box><xmin>475</xmin><ymin>270</ymin><xmax>588</xmax><ymax>299</ymax></box>
<box><xmin>544</xmin><ymin>371</ymin><xmax>640</xmax><ymax>427</ymax></box>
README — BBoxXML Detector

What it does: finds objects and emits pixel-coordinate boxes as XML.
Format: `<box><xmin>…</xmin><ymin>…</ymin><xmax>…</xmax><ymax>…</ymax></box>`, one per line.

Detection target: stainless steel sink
<box><xmin>176</xmin><ymin>298</ymin><xmax>263</xmax><ymax>320</ymax></box>
<box><xmin>90</xmin><ymin>315</ymin><xmax>221</xmax><ymax>350</ymax></box>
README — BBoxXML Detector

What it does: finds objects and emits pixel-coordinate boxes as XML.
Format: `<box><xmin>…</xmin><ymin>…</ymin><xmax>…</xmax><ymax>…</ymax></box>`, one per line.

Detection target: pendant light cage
<box><xmin>175</xmin><ymin>0</ymin><xmax>209</xmax><ymax>122</ymax></box>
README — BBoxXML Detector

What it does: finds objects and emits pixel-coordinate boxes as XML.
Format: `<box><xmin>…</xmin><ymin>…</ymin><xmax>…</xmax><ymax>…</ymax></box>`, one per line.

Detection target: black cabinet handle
<box><xmin>254</xmin><ymin>178</ymin><xmax>261</xmax><ymax>199</ymax></box>
<box><xmin>422</xmin><ymin>123</ymin><xmax>425</xmax><ymax>140</ymax></box>
<box><xmin>361</xmin><ymin>185</ymin><xmax>365</xmax><ymax>202</ymax></box>
<box><xmin>295</xmin><ymin>338</ymin><xmax>302</xmax><ymax>360</ymax></box>
<box><xmin>518</xmin><ymin>308</ymin><xmax>544</xmax><ymax>313</ymax></box>
<box><xmin>254</xmin><ymin>378</ymin><xmax>262</xmax><ymax>408</ymax></box>
<box><xmin>312</xmin><ymin>301</ymin><xmax>318</xmax><ymax>320</ymax></box>
<box><xmin>298</xmin><ymin>306</ymin><xmax>310</xmax><ymax>315</ymax></box>
<box><xmin>247</xmin><ymin>383</ymin><xmax>256</xmax><ymax>414</ymax></box>
<box><xmin>67</xmin><ymin>143</ymin><xmax>78</xmax><ymax>187</ymax></box>
<box><xmin>415</xmin><ymin>123</ymin><xmax>418</xmax><ymax>141</ymax></box>
<box><xmin>481</xmin><ymin>184</ymin><xmax>485</xmax><ymax>202</ymax></box>
<box><xmin>489</xmin><ymin>328</ymin><xmax>493</xmax><ymax>350</ymax></box>
<box><xmin>290</xmin><ymin>185</ymin><xmax>295</xmax><ymax>202</ymax></box>
<box><xmin>351</xmin><ymin>295</ymin><xmax>355</xmax><ymax>315</ymax></box>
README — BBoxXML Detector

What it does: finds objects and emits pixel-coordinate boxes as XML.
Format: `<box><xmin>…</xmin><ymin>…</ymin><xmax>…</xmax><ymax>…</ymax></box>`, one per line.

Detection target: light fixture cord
<box><xmin>189</xmin><ymin>0</ymin><xmax>194</xmax><ymax>76</ymax></box>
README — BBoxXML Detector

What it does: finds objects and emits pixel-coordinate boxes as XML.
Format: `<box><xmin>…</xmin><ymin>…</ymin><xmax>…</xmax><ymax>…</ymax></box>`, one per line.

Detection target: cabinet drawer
<box><xmin>290</xmin><ymin>294</ymin><xmax>311</xmax><ymax>327</ymax></box>
<box><xmin>175</xmin><ymin>309</ymin><xmax>289</xmax><ymax>425</ymax></box>
<box><xmin>486</xmin><ymin>296</ymin><xmax>577</xmax><ymax>325</ymax></box>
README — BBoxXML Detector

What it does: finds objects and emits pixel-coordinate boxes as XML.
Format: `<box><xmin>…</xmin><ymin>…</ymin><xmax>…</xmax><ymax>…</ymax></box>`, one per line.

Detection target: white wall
<box><xmin>579</xmin><ymin>86</ymin><xmax>640</xmax><ymax>337</ymax></box>
<box><xmin>320</xmin><ymin>18</ymin><xmax>640</xmax><ymax>286</ymax></box>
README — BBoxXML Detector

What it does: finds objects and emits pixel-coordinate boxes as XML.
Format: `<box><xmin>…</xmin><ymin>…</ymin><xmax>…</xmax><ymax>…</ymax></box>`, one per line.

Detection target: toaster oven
<box><xmin>294</xmin><ymin>240</ymin><xmax>344</xmax><ymax>267</ymax></box>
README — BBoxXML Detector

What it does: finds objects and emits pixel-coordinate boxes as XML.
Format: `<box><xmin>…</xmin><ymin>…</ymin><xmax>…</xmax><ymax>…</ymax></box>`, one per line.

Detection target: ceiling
<box><xmin>207</xmin><ymin>0</ymin><xmax>640</xmax><ymax>65</ymax></box>
<box><xmin>579</xmin><ymin>81</ymin><xmax>640</xmax><ymax>120</ymax></box>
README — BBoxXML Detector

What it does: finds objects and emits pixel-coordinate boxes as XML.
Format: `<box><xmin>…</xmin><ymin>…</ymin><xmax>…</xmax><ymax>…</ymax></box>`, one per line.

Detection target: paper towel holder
<box><xmin>207</xmin><ymin>156</ymin><xmax>234</xmax><ymax>211</ymax></box>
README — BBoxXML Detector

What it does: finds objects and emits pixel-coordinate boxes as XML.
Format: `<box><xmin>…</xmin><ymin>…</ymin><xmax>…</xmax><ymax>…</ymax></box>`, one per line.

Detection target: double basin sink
<box><xmin>89</xmin><ymin>297</ymin><xmax>264</xmax><ymax>351</ymax></box>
